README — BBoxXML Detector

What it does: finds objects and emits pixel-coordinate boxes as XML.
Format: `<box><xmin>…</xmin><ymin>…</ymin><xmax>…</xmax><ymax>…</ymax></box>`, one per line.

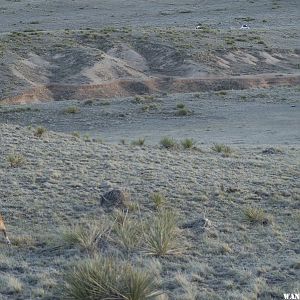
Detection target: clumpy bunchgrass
<box><xmin>151</xmin><ymin>192</ymin><xmax>166</xmax><ymax>210</ymax></box>
<box><xmin>34</xmin><ymin>126</ymin><xmax>47</xmax><ymax>137</ymax></box>
<box><xmin>72</xmin><ymin>132</ymin><xmax>80</xmax><ymax>138</ymax></box>
<box><xmin>62</xmin><ymin>256</ymin><xmax>161</xmax><ymax>300</ymax></box>
<box><xmin>181</xmin><ymin>138</ymin><xmax>195</xmax><ymax>149</ymax></box>
<box><xmin>64</xmin><ymin>106</ymin><xmax>80</xmax><ymax>114</ymax></box>
<box><xmin>62</xmin><ymin>222</ymin><xmax>109</xmax><ymax>252</ymax></box>
<box><xmin>6</xmin><ymin>276</ymin><xmax>23</xmax><ymax>294</ymax></box>
<box><xmin>217</xmin><ymin>91</ymin><xmax>227</xmax><ymax>96</ymax></box>
<box><xmin>160</xmin><ymin>137</ymin><xmax>177</xmax><ymax>149</ymax></box>
<box><xmin>7</xmin><ymin>153</ymin><xmax>26</xmax><ymax>168</ymax></box>
<box><xmin>176</xmin><ymin>107</ymin><xmax>189</xmax><ymax>116</ymax></box>
<box><xmin>244</xmin><ymin>207</ymin><xmax>272</xmax><ymax>225</ymax></box>
<box><xmin>176</xmin><ymin>103</ymin><xmax>185</xmax><ymax>109</ymax></box>
<box><xmin>131</xmin><ymin>138</ymin><xmax>146</xmax><ymax>146</ymax></box>
<box><xmin>211</xmin><ymin>143</ymin><xmax>233</xmax><ymax>156</ymax></box>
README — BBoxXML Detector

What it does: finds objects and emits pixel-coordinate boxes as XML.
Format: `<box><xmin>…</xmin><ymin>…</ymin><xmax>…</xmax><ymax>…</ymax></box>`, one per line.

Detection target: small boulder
<box><xmin>182</xmin><ymin>217</ymin><xmax>212</xmax><ymax>233</ymax></box>
<box><xmin>100</xmin><ymin>189</ymin><xmax>130</xmax><ymax>211</ymax></box>
<box><xmin>262</xmin><ymin>147</ymin><xmax>283</xmax><ymax>155</ymax></box>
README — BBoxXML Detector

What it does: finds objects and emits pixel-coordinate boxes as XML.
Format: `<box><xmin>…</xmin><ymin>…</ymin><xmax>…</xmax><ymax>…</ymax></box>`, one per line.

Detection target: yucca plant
<box><xmin>143</xmin><ymin>210</ymin><xmax>182</xmax><ymax>256</ymax></box>
<box><xmin>113</xmin><ymin>211</ymin><xmax>142</xmax><ymax>251</ymax></box>
<box><xmin>151</xmin><ymin>193</ymin><xmax>166</xmax><ymax>210</ymax></box>
<box><xmin>62</xmin><ymin>256</ymin><xmax>161</xmax><ymax>300</ymax></box>
<box><xmin>62</xmin><ymin>221</ymin><xmax>109</xmax><ymax>252</ymax></box>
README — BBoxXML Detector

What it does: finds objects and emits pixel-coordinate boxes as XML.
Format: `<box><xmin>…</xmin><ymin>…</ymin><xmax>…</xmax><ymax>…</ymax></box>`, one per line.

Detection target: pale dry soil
<box><xmin>0</xmin><ymin>0</ymin><xmax>298</xmax><ymax>33</ymax></box>
<box><xmin>0</xmin><ymin>87</ymin><xmax>299</xmax><ymax>146</ymax></box>
<box><xmin>0</xmin><ymin>124</ymin><xmax>299</xmax><ymax>299</ymax></box>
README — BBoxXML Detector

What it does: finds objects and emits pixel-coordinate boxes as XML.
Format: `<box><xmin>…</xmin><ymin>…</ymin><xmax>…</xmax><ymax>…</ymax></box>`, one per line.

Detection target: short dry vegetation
<box><xmin>62</xmin><ymin>256</ymin><xmax>161</xmax><ymax>300</ymax></box>
<box><xmin>160</xmin><ymin>137</ymin><xmax>177</xmax><ymax>149</ymax></box>
<box><xmin>7</xmin><ymin>153</ymin><xmax>26</xmax><ymax>167</ymax></box>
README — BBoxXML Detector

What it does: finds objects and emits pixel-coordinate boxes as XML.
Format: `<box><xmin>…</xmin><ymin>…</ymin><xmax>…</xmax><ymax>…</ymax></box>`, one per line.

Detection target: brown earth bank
<box><xmin>2</xmin><ymin>73</ymin><xmax>300</xmax><ymax>105</ymax></box>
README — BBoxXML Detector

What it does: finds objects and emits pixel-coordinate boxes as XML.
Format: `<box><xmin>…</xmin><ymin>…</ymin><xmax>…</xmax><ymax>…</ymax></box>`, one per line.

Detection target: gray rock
<box><xmin>100</xmin><ymin>189</ymin><xmax>130</xmax><ymax>211</ymax></box>
<box><xmin>262</xmin><ymin>147</ymin><xmax>283</xmax><ymax>155</ymax></box>
<box><xmin>182</xmin><ymin>217</ymin><xmax>212</xmax><ymax>233</ymax></box>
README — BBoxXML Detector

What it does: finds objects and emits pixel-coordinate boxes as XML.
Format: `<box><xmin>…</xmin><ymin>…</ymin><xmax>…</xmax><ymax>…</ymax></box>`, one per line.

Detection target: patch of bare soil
<box><xmin>2</xmin><ymin>73</ymin><xmax>300</xmax><ymax>105</ymax></box>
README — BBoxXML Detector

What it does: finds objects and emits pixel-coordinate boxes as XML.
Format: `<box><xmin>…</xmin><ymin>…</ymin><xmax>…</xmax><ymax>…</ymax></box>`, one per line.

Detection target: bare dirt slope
<box><xmin>0</xmin><ymin>25</ymin><xmax>299</xmax><ymax>103</ymax></box>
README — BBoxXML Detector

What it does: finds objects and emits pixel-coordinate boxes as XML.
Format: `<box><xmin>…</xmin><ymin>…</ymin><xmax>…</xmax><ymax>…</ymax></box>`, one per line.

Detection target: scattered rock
<box><xmin>99</xmin><ymin>181</ymin><xmax>114</xmax><ymax>190</ymax></box>
<box><xmin>226</xmin><ymin>186</ymin><xmax>240</xmax><ymax>193</ymax></box>
<box><xmin>100</xmin><ymin>189</ymin><xmax>130</xmax><ymax>211</ymax></box>
<box><xmin>262</xmin><ymin>147</ymin><xmax>283</xmax><ymax>155</ymax></box>
<box><xmin>182</xmin><ymin>217</ymin><xmax>212</xmax><ymax>233</ymax></box>
<box><xmin>281</xmin><ymin>190</ymin><xmax>291</xmax><ymax>197</ymax></box>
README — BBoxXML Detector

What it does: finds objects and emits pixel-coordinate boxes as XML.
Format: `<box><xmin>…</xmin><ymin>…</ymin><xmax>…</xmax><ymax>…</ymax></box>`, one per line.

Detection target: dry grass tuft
<box><xmin>113</xmin><ymin>211</ymin><xmax>142</xmax><ymax>251</ymax></box>
<box><xmin>7</xmin><ymin>153</ymin><xmax>26</xmax><ymax>168</ymax></box>
<box><xmin>64</xmin><ymin>106</ymin><xmax>80</xmax><ymax>114</ymax></box>
<box><xmin>6</xmin><ymin>276</ymin><xmax>23</xmax><ymax>294</ymax></box>
<box><xmin>151</xmin><ymin>192</ymin><xmax>166</xmax><ymax>210</ymax></box>
<box><xmin>34</xmin><ymin>126</ymin><xmax>47</xmax><ymax>137</ymax></box>
<box><xmin>131</xmin><ymin>138</ymin><xmax>146</xmax><ymax>146</ymax></box>
<box><xmin>62</xmin><ymin>256</ymin><xmax>161</xmax><ymax>300</ymax></box>
<box><xmin>143</xmin><ymin>210</ymin><xmax>183</xmax><ymax>256</ymax></box>
<box><xmin>244</xmin><ymin>207</ymin><xmax>272</xmax><ymax>225</ymax></box>
<box><xmin>211</xmin><ymin>143</ymin><xmax>233</xmax><ymax>156</ymax></box>
<box><xmin>181</xmin><ymin>138</ymin><xmax>195</xmax><ymax>149</ymax></box>
<box><xmin>62</xmin><ymin>221</ymin><xmax>109</xmax><ymax>252</ymax></box>
<box><xmin>160</xmin><ymin>137</ymin><xmax>177</xmax><ymax>149</ymax></box>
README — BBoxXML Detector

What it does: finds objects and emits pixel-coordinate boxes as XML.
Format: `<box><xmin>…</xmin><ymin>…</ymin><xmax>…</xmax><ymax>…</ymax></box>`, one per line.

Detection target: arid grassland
<box><xmin>0</xmin><ymin>0</ymin><xmax>300</xmax><ymax>299</ymax></box>
<box><xmin>0</xmin><ymin>124</ymin><xmax>299</xmax><ymax>299</ymax></box>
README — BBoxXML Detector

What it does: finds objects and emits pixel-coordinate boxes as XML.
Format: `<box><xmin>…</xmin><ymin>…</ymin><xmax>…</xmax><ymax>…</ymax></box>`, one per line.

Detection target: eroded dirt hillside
<box><xmin>1</xmin><ymin>28</ymin><xmax>299</xmax><ymax>104</ymax></box>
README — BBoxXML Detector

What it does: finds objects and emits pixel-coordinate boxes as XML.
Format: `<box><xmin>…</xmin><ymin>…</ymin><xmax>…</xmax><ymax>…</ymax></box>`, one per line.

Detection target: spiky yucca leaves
<box><xmin>113</xmin><ymin>210</ymin><xmax>143</xmax><ymax>252</ymax></box>
<box><xmin>144</xmin><ymin>210</ymin><xmax>182</xmax><ymax>256</ymax></box>
<box><xmin>151</xmin><ymin>193</ymin><xmax>166</xmax><ymax>210</ymax></box>
<box><xmin>62</xmin><ymin>221</ymin><xmax>109</xmax><ymax>252</ymax></box>
<box><xmin>63</xmin><ymin>256</ymin><xmax>161</xmax><ymax>300</ymax></box>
